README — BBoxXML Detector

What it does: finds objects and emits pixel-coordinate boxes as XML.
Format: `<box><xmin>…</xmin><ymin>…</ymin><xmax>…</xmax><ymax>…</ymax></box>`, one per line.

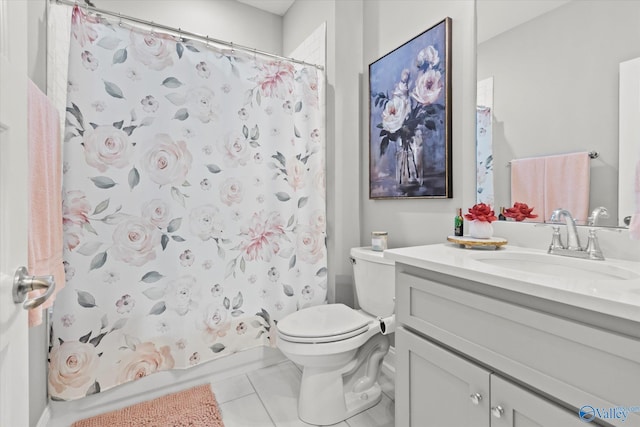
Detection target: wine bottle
<box><xmin>454</xmin><ymin>208</ymin><xmax>464</xmax><ymax>236</ymax></box>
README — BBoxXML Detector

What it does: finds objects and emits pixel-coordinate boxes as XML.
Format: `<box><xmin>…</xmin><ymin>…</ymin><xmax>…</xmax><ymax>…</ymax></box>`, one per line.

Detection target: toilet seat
<box><xmin>277</xmin><ymin>304</ymin><xmax>374</xmax><ymax>344</ymax></box>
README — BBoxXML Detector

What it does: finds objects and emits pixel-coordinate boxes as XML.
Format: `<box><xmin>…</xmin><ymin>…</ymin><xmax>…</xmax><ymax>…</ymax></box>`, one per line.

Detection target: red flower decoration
<box><xmin>503</xmin><ymin>202</ymin><xmax>538</xmax><ymax>222</ymax></box>
<box><xmin>464</xmin><ymin>203</ymin><xmax>497</xmax><ymax>223</ymax></box>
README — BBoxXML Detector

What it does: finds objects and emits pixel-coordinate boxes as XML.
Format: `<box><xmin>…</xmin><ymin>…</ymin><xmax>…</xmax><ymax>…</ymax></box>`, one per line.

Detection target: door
<box><xmin>396</xmin><ymin>327</ymin><xmax>491</xmax><ymax>427</ymax></box>
<box><xmin>490</xmin><ymin>375</ymin><xmax>585</xmax><ymax>427</ymax></box>
<box><xmin>0</xmin><ymin>0</ymin><xmax>30</xmax><ymax>426</ymax></box>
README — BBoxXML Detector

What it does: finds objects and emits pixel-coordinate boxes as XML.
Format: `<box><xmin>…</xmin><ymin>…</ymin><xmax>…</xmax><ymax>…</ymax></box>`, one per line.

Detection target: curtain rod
<box><xmin>52</xmin><ymin>0</ymin><xmax>325</xmax><ymax>70</ymax></box>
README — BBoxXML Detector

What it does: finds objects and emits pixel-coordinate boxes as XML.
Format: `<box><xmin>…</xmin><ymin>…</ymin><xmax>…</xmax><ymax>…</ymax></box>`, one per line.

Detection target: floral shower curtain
<box><xmin>49</xmin><ymin>7</ymin><xmax>326</xmax><ymax>401</ymax></box>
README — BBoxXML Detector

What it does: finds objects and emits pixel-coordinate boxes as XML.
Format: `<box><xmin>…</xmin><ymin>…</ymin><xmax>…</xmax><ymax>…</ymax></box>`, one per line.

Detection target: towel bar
<box><xmin>507</xmin><ymin>151</ymin><xmax>598</xmax><ymax>166</ymax></box>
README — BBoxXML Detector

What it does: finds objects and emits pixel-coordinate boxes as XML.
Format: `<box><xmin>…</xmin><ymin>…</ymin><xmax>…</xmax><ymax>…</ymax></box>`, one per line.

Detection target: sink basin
<box><xmin>470</xmin><ymin>251</ymin><xmax>640</xmax><ymax>281</ymax></box>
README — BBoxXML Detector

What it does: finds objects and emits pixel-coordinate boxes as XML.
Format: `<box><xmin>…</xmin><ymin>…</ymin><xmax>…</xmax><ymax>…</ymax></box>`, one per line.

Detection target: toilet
<box><xmin>276</xmin><ymin>247</ymin><xmax>395</xmax><ymax>425</ymax></box>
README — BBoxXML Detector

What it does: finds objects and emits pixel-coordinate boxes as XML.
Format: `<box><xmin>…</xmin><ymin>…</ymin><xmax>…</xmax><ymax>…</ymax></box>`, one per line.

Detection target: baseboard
<box><xmin>35</xmin><ymin>405</ymin><xmax>51</xmax><ymax>427</ymax></box>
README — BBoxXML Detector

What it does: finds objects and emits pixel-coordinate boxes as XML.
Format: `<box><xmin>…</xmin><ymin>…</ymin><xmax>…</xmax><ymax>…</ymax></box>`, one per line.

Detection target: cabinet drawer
<box><xmin>490</xmin><ymin>374</ymin><xmax>586</xmax><ymax>426</ymax></box>
<box><xmin>396</xmin><ymin>326</ymin><xmax>491</xmax><ymax>427</ymax></box>
<box><xmin>396</xmin><ymin>265</ymin><xmax>640</xmax><ymax>426</ymax></box>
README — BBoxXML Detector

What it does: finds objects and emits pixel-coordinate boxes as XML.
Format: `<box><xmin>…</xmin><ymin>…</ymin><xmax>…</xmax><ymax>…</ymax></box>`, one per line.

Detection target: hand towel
<box><xmin>510</xmin><ymin>157</ymin><xmax>545</xmax><ymax>222</ymax></box>
<box><xmin>629</xmin><ymin>159</ymin><xmax>640</xmax><ymax>239</ymax></box>
<box><xmin>544</xmin><ymin>152</ymin><xmax>590</xmax><ymax>224</ymax></box>
<box><xmin>27</xmin><ymin>79</ymin><xmax>65</xmax><ymax>327</ymax></box>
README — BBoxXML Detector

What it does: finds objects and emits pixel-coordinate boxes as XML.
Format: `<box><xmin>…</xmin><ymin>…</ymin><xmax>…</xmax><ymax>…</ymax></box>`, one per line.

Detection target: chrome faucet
<box><xmin>547</xmin><ymin>208</ymin><xmax>606</xmax><ymax>260</ymax></box>
<box><xmin>548</xmin><ymin>209</ymin><xmax>582</xmax><ymax>251</ymax></box>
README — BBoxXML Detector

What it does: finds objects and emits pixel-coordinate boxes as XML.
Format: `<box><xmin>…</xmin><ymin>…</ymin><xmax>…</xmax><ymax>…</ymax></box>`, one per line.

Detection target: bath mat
<box><xmin>71</xmin><ymin>384</ymin><xmax>224</xmax><ymax>427</ymax></box>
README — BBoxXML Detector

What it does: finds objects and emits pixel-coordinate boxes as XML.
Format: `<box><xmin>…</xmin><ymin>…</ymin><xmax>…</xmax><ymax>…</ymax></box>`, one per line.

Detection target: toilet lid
<box><xmin>277</xmin><ymin>304</ymin><xmax>372</xmax><ymax>340</ymax></box>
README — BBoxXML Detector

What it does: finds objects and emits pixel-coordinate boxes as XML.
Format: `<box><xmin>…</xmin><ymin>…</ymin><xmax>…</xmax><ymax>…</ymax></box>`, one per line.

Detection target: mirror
<box><xmin>476</xmin><ymin>0</ymin><xmax>640</xmax><ymax>227</ymax></box>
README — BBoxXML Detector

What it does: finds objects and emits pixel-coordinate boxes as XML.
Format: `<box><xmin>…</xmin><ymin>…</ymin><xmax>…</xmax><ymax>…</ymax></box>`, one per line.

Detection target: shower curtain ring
<box><xmin>118</xmin><ymin>12</ymin><xmax>122</xmax><ymax>26</ymax></box>
<box><xmin>231</xmin><ymin>42</ymin><xmax>234</xmax><ymax>54</ymax></box>
<box><xmin>178</xmin><ymin>27</ymin><xmax>182</xmax><ymax>42</ymax></box>
<box><xmin>205</xmin><ymin>35</ymin><xmax>210</xmax><ymax>47</ymax></box>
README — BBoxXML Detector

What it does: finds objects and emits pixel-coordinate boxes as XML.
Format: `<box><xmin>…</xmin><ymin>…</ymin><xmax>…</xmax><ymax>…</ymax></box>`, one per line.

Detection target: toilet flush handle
<box><xmin>349</xmin><ymin>256</ymin><xmax>356</xmax><ymax>265</ymax></box>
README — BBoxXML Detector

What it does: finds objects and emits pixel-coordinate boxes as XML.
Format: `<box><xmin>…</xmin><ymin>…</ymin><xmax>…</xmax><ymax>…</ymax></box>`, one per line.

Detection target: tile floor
<box><xmin>48</xmin><ymin>359</ymin><xmax>395</xmax><ymax>427</ymax></box>
<box><xmin>216</xmin><ymin>360</ymin><xmax>395</xmax><ymax>427</ymax></box>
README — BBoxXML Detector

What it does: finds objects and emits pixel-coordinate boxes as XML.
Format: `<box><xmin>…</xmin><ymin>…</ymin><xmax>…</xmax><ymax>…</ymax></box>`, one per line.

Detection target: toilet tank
<box><xmin>350</xmin><ymin>247</ymin><xmax>395</xmax><ymax>317</ymax></box>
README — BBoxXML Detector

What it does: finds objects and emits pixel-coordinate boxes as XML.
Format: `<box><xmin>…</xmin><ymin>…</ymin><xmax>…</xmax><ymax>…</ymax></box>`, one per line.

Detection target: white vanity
<box><xmin>385</xmin><ymin>244</ymin><xmax>640</xmax><ymax>427</ymax></box>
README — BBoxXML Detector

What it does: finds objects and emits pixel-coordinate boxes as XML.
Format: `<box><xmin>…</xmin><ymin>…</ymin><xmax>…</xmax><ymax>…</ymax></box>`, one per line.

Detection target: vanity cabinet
<box><xmin>396</xmin><ymin>327</ymin><xmax>583</xmax><ymax>427</ymax></box>
<box><xmin>393</xmin><ymin>262</ymin><xmax>640</xmax><ymax>427</ymax></box>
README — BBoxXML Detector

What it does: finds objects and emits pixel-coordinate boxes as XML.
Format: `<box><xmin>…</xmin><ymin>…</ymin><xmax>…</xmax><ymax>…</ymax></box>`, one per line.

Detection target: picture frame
<box><xmin>369</xmin><ymin>17</ymin><xmax>452</xmax><ymax>199</ymax></box>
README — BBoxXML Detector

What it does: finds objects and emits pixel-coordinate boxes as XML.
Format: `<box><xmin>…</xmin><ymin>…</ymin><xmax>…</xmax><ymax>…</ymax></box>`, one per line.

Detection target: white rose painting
<box><xmin>369</xmin><ymin>18</ymin><xmax>452</xmax><ymax>198</ymax></box>
<box><xmin>52</xmin><ymin>6</ymin><xmax>326</xmax><ymax>401</ymax></box>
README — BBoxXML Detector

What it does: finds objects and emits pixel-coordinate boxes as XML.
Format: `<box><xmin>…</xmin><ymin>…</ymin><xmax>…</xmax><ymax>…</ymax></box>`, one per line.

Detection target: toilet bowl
<box><xmin>276</xmin><ymin>247</ymin><xmax>395</xmax><ymax>426</ymax></box>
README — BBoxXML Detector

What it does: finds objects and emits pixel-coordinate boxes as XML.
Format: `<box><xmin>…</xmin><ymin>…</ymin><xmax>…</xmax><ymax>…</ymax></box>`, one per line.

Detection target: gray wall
<box><xmin>100</xmin><ymin>0</ymin><xmax>283</xmax><ymax>55</ymax></box>
<box><xmin>284</xmin><ymin>0</ymin><xmax>362</xmax><ymax>308</ymax></box>
<box><xmin>282</xmin><ymin>0</ymin><xmax>479</xmax><ymax>306</ymax></box>
<box><xmin>477</xmin><ymin>0</ymin><xmax>640</xmax><ymax>225</ymax></box>
<box><xmin>361</xmin><ymin>0</ymin><xmax>478</xmax><ymax>249</ymax></box>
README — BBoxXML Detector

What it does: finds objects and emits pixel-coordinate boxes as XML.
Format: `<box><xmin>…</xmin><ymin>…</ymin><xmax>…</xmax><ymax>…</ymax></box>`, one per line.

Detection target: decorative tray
<box><xmin>447</xmin><ymin>235</ymin><xmax>508</xmax><ymax>249</ymax></box>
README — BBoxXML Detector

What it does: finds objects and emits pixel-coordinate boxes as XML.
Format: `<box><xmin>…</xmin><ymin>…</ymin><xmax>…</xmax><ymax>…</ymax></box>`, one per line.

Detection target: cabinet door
<box><xmin>396</xmin><ymin>327</ymin><xmax>491</xmax><ymax>427</ymax></box>
<box><xmin>490</xmin><ymin>375</ymin><xmax>585</xmax><ymax>426</ymax></box>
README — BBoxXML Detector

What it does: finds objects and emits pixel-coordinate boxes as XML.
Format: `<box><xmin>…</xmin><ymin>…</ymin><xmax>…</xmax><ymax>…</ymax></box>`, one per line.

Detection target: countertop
<box><xmin>384</xmin><ymin>243</ymin><xmax>640</xmax><ymax>323</ymax></box>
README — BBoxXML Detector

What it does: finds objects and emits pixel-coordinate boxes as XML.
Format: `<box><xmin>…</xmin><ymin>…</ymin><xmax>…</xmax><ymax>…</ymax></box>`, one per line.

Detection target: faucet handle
<box><xmin>547</xmin><ymin>226</ymin><xmax>565</xmax><ymax>253</ymax></box>
<box><xmin>587</xmin><ymin>206</ymin><xmax>609</xmax><ymax>227</ymax></box>
<box><xmin>585</xmin><ymin>228</ymin><xmax>605</xmax><ymax>260</ymax></box>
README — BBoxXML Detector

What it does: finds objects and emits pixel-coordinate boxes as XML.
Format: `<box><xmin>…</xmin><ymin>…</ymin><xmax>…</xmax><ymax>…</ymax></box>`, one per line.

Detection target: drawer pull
<box><xmin>491</xmin><ymin>405</ymin><xmax>504</xmax><ymax>418</ymax></box>
<box><xmin>469</xmin><ymin>393</ymin><xmax>483</xmax><ymax>405</ymax></box>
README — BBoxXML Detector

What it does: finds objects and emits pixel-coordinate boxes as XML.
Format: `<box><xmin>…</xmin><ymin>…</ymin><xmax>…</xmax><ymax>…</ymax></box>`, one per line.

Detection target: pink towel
<box><xmin>544</xmin><ymin>152</ymin><xmax>590</xmax><ymax>224</ymax></box>
<box><xmin>510</xmin><ymin>157</ymin><xmax>545</xmax><ymax>222</ymax></box>
<box><xmin>630</xmin><ymin>160</ymin><xmax>640</xmax><ymax>239</ymax></box>
<box><xmin>27</xmin><ymin>80</ymin><xmax>65</xmax><ymax>327</ymax></box>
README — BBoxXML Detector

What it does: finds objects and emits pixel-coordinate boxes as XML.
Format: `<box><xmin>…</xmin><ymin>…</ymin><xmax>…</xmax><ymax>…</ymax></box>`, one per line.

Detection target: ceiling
<box><xmin>235</xmin><ymin>0</ymin><xmax>296</xmax><ymax>16</ymax></box>
<box><xmin>476</xmin><ymin>0</ymin><xmax>571</xmax><ymax>43</ymax></box>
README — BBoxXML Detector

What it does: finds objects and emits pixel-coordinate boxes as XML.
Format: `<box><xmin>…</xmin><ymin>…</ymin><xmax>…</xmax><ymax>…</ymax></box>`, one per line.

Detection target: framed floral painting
<box><xmin>369</xmin><ymin>17</ymin><xmax>452</xmax><ymax>199</ymax></box>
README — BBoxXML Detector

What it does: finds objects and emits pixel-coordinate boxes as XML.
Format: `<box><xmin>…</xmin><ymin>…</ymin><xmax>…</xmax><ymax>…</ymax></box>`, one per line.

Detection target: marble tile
<box><xmin>345</xmin><ymin>394</ymin><xmax>395</xmax><ymax>427</ymax></box>
<box><xmin>247</xmin><ymin>361</ymin><xmax>309</xmax><ymax>427</ymax></box>
<box><xmin>219</xmin><ymin>393</ymin><xmax>275</xmax><ymax>427</ymax></box>
<box><xmin>47</xmin><ymin>358</ymin><xmax>393</xmax><ymax>427</ymax></box>
<box><xmin>248</xmin><ymin>361</ymin><xmax>350</xmax><ymax>427</ymax></box>
<box><xmin>210</xmin><ymin>373</ymin><xmax>255</xmax><ymax>404</ymax></box>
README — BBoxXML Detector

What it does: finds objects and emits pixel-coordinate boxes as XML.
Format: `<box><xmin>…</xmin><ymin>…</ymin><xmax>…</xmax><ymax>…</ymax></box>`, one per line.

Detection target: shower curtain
<box><xmin>49</xmin><ymin>7</ymin><xmax>326</xmax><ymax>401</ymax></box>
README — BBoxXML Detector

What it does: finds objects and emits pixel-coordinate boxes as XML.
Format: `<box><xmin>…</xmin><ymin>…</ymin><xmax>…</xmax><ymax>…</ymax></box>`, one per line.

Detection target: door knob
<box><xmin>12</xmin><ymin>266</ymin><xmax>56</xmax><ymax>310</ymax></box>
